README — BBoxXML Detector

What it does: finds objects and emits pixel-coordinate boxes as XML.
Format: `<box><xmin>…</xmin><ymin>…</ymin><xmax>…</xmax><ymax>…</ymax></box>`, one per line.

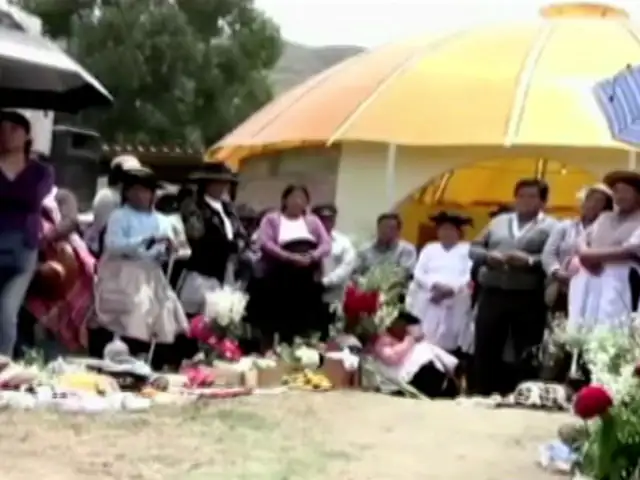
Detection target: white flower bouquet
<box><xmin>204</xmin><ymin>285</ymin><xmax>249</xmax><ymax>334</ymax></box>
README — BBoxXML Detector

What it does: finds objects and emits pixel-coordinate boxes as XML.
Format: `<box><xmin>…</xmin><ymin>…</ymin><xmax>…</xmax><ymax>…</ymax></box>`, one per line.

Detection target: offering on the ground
<box><xmin>284</xmin><ymin>370</ymin><xmax>332</xmax><ymax>391</ymax></box>
<box><xmin>253</xmin><ymin>357</ymin><xmax>290</xmax><ymax>388</ymax></box>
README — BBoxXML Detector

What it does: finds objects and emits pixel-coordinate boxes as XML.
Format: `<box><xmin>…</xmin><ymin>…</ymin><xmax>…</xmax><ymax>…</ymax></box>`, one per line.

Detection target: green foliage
<box><xmin>12</xmin><ymin>0</ymin><xmax>282</xmax><ymax>147</ymax></box>
<box><xmin>580</xmin><ymin>403</ymin><xmax>640</xmax><ymax>480</ymax></box>
<box><xmin>559</xmin><ymin>323</ymin><xmax>640</xmax><ymax>479</ymax></box>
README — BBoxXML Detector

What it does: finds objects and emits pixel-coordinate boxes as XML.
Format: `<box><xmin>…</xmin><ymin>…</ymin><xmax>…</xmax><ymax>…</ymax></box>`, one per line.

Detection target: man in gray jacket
<box><xmin>470</xmin><ymin>179</ymin><xmax>558</xmax><ymax>395</ymax></box>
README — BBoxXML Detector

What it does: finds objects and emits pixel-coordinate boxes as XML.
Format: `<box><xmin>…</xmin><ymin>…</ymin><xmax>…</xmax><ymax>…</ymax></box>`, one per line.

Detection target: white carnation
<box><xmin>204</xmin><ymin>286</ymin><xmax>248</xmax><ymax>328</ymax></box>
<box><xmin>293</xmin><ymin>346</ymin><xmax>320</xmax><ymax>369</ymax></box>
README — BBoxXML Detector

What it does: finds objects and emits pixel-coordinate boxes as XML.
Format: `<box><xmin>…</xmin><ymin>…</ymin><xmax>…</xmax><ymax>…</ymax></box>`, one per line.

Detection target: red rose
<box><xmin>342</xmin><ymin>284</ymin><xmax>380</xmax><ymax>321</ymax></box>
<box><xmin>206</xmin><ymin>335</ymin><xmax>219</xmax><ymax>348</ymax></box>
<box><xmin>215</xmin><ymin>338</ymin><xmax>243</xmax><ymax>362</ymax></box>
<box><xmin>188</xmin><ymin>315</ymin><xmax>214</xmax><ymax>343</ymax></box>
<box><xmin>343</xmin><ymin>284</ymin><xmax>361</xmax><ymax>319</ymax></box>
<box><xmin>573</xmin><ymin>385</ymin><xmax>613</xmax><ymax>420</ymax></box>
<box><xmin>361</xmin><ymin>291</ymin><xmax>380</xmax><ymax>316</ymax></box>
<box><xmin>183</xmin><ymin>365</ymin><xmax>216</xmax><ymax>388</ymax></box>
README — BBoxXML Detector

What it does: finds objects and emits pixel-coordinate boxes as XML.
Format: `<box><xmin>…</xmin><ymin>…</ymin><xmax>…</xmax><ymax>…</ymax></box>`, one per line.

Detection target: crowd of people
<box><xmin>1</xmin><ymin>108</ymin><xmax>640</xmax><ymax>399</ymax></box>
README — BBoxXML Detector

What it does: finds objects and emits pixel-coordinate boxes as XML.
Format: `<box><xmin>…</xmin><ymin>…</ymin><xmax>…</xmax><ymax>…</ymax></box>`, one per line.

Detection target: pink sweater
<box><xmin>373</xmin><ymin>326</ymin><xmax>423</xmax><ymax>365</ymax></box>
<box><xmin>257</xmin><ymin>211</ymin><xmax>331</xmax><ymax>261</ymax></box>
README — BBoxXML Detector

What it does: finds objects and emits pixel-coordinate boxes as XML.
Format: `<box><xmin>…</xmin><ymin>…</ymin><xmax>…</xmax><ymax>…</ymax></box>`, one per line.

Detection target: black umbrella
<box><xmin>0</xmin><ymin>22</ymin><xmax>113</xmax><ymax>112</ymax></box>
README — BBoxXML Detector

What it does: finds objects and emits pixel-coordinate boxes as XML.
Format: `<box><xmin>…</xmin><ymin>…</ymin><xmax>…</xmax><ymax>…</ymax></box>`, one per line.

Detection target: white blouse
<box><xmin>277</xmin><ymin>215</ymin><xmax>314</xmax><ymax>244</ymax></box>
<box><xmin>204</xmin><ymin>195</ymin><xmax>234</xmax><ymax>241</ymax></box>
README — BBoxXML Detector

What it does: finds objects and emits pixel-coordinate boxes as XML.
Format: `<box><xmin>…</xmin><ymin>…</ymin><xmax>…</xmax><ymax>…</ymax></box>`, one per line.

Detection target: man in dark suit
<box><xmin>470</xmin><ymin>205</ymin><xmax>511</xmax><ymax>308</ymax></box>
<box><xmin>179</xmin><ymin>163</ymin><xmax>245</xmax><ymax>315</ymax></box>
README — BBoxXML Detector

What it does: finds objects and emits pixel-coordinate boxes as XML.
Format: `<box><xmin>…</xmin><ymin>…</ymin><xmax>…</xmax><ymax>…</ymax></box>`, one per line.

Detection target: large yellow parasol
<box><xmin>208</xmin><ymin>2</ymin><xmax>640</xmax><ymax>168</ymax></box>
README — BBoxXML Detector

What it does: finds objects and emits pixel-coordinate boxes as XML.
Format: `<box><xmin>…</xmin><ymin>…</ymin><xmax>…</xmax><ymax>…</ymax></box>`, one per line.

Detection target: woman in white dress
<box><xmin>568</xmin><ymin>170</ymin><xmax>640</xmax><ymax>329</ymax></box>
<box><xmin>541</xmin><ymin>183</ymin><xmax>613</xmax><ymax>316</ymax></box>
<box><xmin>406</xmin><ymin>211</ymin><xmax>473</xmax><ymax>357</ymax></box>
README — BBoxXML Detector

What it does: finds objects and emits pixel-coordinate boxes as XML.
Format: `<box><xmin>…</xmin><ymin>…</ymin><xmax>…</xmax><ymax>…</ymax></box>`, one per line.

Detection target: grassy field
<box><xmin>0</xmin><ymin>391</ymin><xmax>568</xmax><ymax>480</ymax></box>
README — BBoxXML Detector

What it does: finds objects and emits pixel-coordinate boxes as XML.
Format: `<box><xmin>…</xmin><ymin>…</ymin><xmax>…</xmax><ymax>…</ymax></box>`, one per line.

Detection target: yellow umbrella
<box><xmin>208</xmin><ymin>2</ymin><xmax>640</xmax><ymax>170</ymax></box>
<box><xmin>396</xmin><ymin>157</ymin><xmax>595</xmax><ymax>242</ymax></box>
<box><xmin>416</xmin><ymin>158</ymin><xmax>594</xmax><ymax>209</ymax></box>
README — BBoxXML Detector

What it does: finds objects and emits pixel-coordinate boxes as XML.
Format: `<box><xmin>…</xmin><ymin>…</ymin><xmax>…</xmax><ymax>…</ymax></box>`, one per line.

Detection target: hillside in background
<box><xmin>271</xmin><ymin>41</ymin><xmax>365</xmax><ymax>93</ymax></box>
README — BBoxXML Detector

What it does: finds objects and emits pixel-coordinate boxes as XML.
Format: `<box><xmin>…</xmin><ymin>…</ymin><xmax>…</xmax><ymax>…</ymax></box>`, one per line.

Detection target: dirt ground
<box><xmin>0</xmin><ymin>391</ymin><xmax>568</xmax><ymax>480</ymax></box>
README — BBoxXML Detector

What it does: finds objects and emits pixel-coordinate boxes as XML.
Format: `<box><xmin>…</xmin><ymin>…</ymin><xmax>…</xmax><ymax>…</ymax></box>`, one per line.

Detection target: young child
<box><xmin>371</xmin><ymin>311</ymin><xmax>460</xmax><ymax>398</ymax></box>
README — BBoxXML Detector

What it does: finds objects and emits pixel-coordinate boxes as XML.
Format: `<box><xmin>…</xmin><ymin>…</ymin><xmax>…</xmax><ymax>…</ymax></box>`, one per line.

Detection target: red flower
<box><xmin>343</xmin><ymin>284</ymin><xmax>361</xmax><ymax>320</ymax></box>
<box><xmin>206</xmin><ymin>334</ymin><xmax>220</xmax><ymax>348</ymax></box>
<box><xmin>342</xmin><ymin>284</ymin><xmax>380</xmax><ymax>323</ymax></box>
<box><xmin>183</xmin><ymin>365</ymin><xmax>216</xmax><ymax>388</ymax></box>
<box><xmin>214</xmin><ymin>338</ymin><xmax>243</xmax><ymax>362</ymax></box>
<box><xmin>361</xmin><ymin>291</ymin><xmax>380</xmax><ymax>316</ymax></box>
<box><xmin>188</xmin><ymin>315</ymin><xmax>214</xmax><ymax>343</ymax></box>
<box><xmin>573</xmin><ymin>385</ymin><xmax>613</xmax><ymax>420</ymax></box>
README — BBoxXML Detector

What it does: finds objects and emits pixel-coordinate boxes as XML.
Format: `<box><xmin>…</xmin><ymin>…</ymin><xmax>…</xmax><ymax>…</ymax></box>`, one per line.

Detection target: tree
<box><xmin>13</xmin><ymin>0</ymin><xmax>282</xmax><ymax>147</ymax></box>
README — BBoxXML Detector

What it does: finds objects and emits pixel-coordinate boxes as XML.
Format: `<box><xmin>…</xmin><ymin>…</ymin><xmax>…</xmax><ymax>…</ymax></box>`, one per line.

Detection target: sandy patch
<box><xmin>0</xmin><ymin>391</ymin><xmax>567</xmax><ymax>480</ymax></box>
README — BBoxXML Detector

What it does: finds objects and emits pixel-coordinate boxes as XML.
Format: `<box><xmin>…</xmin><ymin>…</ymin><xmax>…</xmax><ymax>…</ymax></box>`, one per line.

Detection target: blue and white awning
<box><xmin>594</xmin><ymin>64</ymin><xmax>640</xmax><ymax>146</ymax></box>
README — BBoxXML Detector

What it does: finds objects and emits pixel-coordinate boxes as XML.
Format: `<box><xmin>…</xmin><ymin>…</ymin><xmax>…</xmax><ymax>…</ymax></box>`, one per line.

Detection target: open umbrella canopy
<box><xmin>0</xmin><ymin>24</ymin><xmax>113</xmax><ymax>112</ymax></box>
<box><xmin>209</xmin><ymin>2</ymin><xmax>640</xmax><ymax>167</ymax></box>
<box><xmin>413</xmin><ymin>158</ymin><xmax>594</xmax><ymax>210</ymax></box>
<box><xmin>594</xmin><ymin>64</ymin><xmax>640</xmax><ymax>147</ymax></box>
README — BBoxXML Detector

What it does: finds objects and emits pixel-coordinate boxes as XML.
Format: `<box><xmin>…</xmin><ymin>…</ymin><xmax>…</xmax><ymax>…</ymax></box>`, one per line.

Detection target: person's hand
<box><xmin>410</xmin><ymin>330</ymin><xmax>425</xmax><ymax>342</ymax></box>
<box><xmin>578</xmin><ymin>250</ymin><xmax>603</xmax><ymax>274</ymax></box>
<box><xmin>155</xmin><ymin>235</ymin><xmax>177</xmax><ymax>252</ymax></box>
<box><xmin>504</xmin><ymin>250</ymin><xmax>532</xmax><ymax>266</ymax></box>
<box><xmin>430</xmin><ymin>289</ymin><xmax>453</xmax><ymax>305</ymax></box>
<box><xmin>432</xmin><ymin>282</ymin><xmax>454</xmax><ymax>295</ymax></box>
<box><xmin>406</xmin><ymin>325</ymin><xmax>424</xmax><ymax>342</ymax></box>
<box><xmin>40</xmin><ymin>229</ymin><xmax>57</xmax><ymax>246</ymax></box>
<box><xmin>143</xmin><ymin>236</ymin><xmax>157</xmax><ymax>249</ymax></box>
<box><xmin>289</xmin><ymin>253</ymin><xmax>312</xmax><ymax>267</ymax></box>
<box><xmin>486</xmin><ymin>251</ymin><xmax>505</xmax><ymax>267</ymax></box>
<box><xmin>431</xmin><ymin>283</ymin><xmax>455</xmax><ymax>303</ymax></box>
<box><xmin>551</xmin><ymin>269</ymin><xmax>570</xmax><ymax>284</ymax></box>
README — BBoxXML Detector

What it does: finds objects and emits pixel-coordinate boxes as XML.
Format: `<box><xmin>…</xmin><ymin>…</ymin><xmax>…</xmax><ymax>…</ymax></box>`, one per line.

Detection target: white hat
<box><xmin>576</xmin><ymin>182</ymin><xmax>613</xmax><ymax>201</ymax></box>
<box><xmin>110</xmin><ymin>154</ymin><xmax>141</xmax><ymax>171</ymax></box>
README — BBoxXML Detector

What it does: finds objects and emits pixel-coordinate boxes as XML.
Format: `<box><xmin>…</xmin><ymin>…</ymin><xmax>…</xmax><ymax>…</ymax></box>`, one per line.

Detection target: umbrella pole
<box><xmin>628</xmin><ymin>150</ymin><xmax>638</xmax><ymax>170</ymax></box>
<box><xmin>385</xmin><ymin>143</ymin><xmax>397</xmax><ymax>206</ymax></box>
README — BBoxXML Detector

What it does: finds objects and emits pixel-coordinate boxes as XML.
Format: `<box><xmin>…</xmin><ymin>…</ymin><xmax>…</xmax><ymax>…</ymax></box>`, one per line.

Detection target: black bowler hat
<box><xmin>189</xmin><ymin>162</ymin><xmax>237</xmax><ymax>183</ymax></box>
<box><xmin>429</xmin><ymin>210</ymin><xmax>473</xmax><ymax>228</ymax></box>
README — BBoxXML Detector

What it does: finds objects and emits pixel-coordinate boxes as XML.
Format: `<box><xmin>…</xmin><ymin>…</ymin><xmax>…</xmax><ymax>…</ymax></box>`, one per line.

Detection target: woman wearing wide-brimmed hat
<box><xmin>541</xmin><ymin>183</ymin><xmax>613</xmax><ymax>316</ymax></box>
<box><xmin>85</xmin><ymin>154</ymin><xmax>142</xmax><ymax>257</ymax></box>
<box><xmin>567</xmin><ymin>170</ymin><xmax>640</xmax><ymax>327</ymax></box>
<box><xmin>178</xmin><ymin>163</ymin><xmax>245</xmax><ymax>315</ymax></box>
<box><xmin>91</xmin><ymin>166</ymin><xmax>189</xmax><ymax>368</ymax></box>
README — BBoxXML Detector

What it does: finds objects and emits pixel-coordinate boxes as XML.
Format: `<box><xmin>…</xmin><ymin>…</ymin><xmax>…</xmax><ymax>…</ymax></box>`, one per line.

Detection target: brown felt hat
<box><xmin>603</xmin><ymin>170</ymin><xmax>640</xmax><ymax>192</ymax></box>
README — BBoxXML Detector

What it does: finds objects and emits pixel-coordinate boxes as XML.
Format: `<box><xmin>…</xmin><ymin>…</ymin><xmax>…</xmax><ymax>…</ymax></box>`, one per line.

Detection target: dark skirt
<box><xmin>409</xmin><ymin>363</ymin><xmax>459</xmax><ymax>398</ymax></box>
<box><xmin>245</xmin><ymin>239</ymin><xmax>325</xmax><ymax>345</ymax></box>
